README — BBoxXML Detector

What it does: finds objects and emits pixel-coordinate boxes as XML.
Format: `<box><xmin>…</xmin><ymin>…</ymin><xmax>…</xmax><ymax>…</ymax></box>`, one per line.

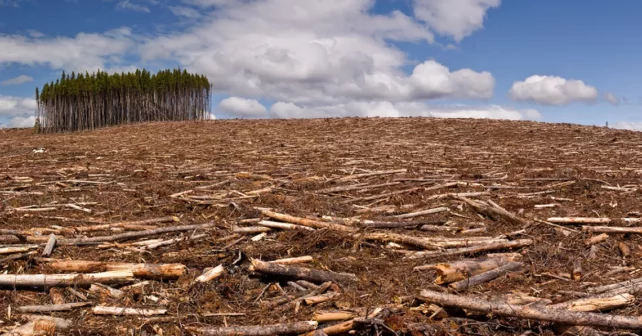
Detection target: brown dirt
<box><xmin>1</xmin><ymin>117</ymin><xmax>642</xmax><ymax>335</ymax></box>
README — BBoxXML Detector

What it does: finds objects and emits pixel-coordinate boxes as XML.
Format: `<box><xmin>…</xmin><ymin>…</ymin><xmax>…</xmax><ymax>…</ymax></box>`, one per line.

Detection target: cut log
<box><xmin>393</xmin><ymin>207</ymin><xmax>449</xmax><ymax>219</ymax></box>
<box><xmin>232</xmin><ymin>226</ymin><xmax>271</xmax><ymax>234</ymax></box>
<box><xmin>194</xmin><ymin>265</ymin><xmax>225</xmax><ymax>284</ymax></box>
<box><xmin>418</xmin><ymin>289</ymin><xmax>642</xmax><ymax>329</ymax></box>
<box><xmin>360</xmin><ymin>219</ymin><xmax>446</xmax><ymax>229</ymax></box>
<box><xmin>256</xmin><ymin>209</ymin><xmax>355</xmax><ymax>232</ymax></box>
<box><xmin>585</xmin><ymin>233</ymin><xmax>608</xmax><ymax>246</ymax></box>
<box><xmin>548</xmin><ymin>294</ymin><xmax>634</xmax><ymax>312</ymax></box>
<box><xmin>186</xmin><ymin>321</ymin><xmax>318</xmax><ymax>336</ymax></box>
<box><xmin>0</xmin><ymin>251</ymin><xmax>36</xmax><ymax>264</ymax></box>
<box><xmin>73</xmin><ymin>216</ymin><xmax>178</xmax><ymax>233</ymax></box>
<box><xmin>0</xmin><ymin>270</ymin><xmax>134</xmax><ymax>288</ymax></box>
<box><xmin>92</xmin><ymin>306</ymin><xmax>167</xmax><ymax>316</ymax></box>
<box><xmin>16</xmin><ymin>302</ymin><xmax>90</xmax><ymax>313</ymax></box>
<box><xmin>0</xmin><ymin>245</ymin><xmax>38</xmax><ymax>255</ymax></box>
<box><xmin>41</xmin><ymin>234</ymin><xmax>56</xmax><ymax>257</ymax></box>
<box><xmin>250</xmin><ymin>258</ymin><xmax>357</xmax><ymax>284</ymax></box>
<box><xmin>37</xmin><ymin>259</ymin><xmax>186</xmax><ymax>279</ymax></box>
<box><xmin>583</xmin><ymin>226</ymin><xmax>642</xmax><ymax>234</ymax></box>
<box><xmin>256</xmin><ymin>220</ymin><xmax>315</xmax><ymax>231</ymax></box>
<box><xmin>448</xmin><ymin>262</ymin><xmax>522</xmax><ymax>292</ymax></box>
<box><xmin>304</xmin><ymin>291</ymin><xmax>341</xmax><ymax>305</ymax></box>
<box><xmin>268</xmin><ymin>256</ymin><xmax>314</xmax><ymax>265</ymax></box>
<box><xmin>407</xmin><ymin>239</ymin><xmax>533</xmax><ymax>259</ymax></box>
<box><xmin>144</xmin><ymin>233</ymin><xmax>207</xmax><ymax>249</ymax></box>
<box><xmin>548</xmin><ymin>217</ymin><xmax>611</xmax><ymax>224</ymax></box>
<box><xmin>303</xmin><ymin>308</ymin><xmax>382</xmax><ymax>336</ymax></box>
<box><xmin>58</xmin><ymin>222</ymin><xmax>217</xmax><ymax>245</ymax></box>
<box><xmin>427</xmin><ymin>257</ymin><xmax>515</xmax><ymax>284</ymax></box>
<box><xmin>455</xmin><ymin>196</ymin><xmax>526</xmax><ymax>225</ymax></box>
<box><xmin>89</xmin><ymin>283</ymin><xmax>124</xmax><ymax>299</ymax></box>
<box><xmin>588</xmin><ymin>277</ymin><xmax>642</xmax><ymax>294</ymax></box>
<box><xmin>312</xmin><ymin>310</ymin><xmax>360</xmax><ymax>322</ymax></box>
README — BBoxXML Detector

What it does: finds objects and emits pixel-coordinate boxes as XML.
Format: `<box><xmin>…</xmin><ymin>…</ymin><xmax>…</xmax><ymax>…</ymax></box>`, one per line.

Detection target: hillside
<box><xmin>2</xmin><ymin>117</ymin><xmax>642</xmax><ymax>335</ymax></box>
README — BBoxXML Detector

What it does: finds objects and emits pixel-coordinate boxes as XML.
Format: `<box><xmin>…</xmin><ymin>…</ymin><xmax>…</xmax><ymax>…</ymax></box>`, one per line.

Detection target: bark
<box><xmin>250</xmin><ymin>258</ymin><xmax>357</xmax><ymax>284</ymax></box>
<box><xmin>49</xmin><ymin>288</ymin><xmax>65</xmax><ymax>305</ymax></box>
<box><xmin>38</xmin><ymin>259</ymin><xmax>186</xmax><ymax>279</ymax></box>
<box><xmin>0</xmin><ymin>270</ymin><xmax>134</xmax><ymax>288</ymax></box>
<box><xmin>256</xmin><ymin>209</ymin><xmax>355</xmax><ymax>232</ymax></box>
<box><xmin>448</xmin><ymin>262</ymin><xmax>522</xmax><ymax>291</ymax></box>
<box><xmin>408</xmin><ymin>239</ymin><xmax>533</xmax><ymax>259</ymax></box>
<box><xmin>16</xmin><ymin>302</ymin><xmax>90</xmax><ymax>313</ymax></box>
<box><xmin>186</xmin><ymin>321</ymin><xmax>318</xmax><ymax>336</ymax></box>
<box><xmin>419</xmin><ymin>289</ymin><xmax>642</xmax><ymax>329</ymax></box>
<box><xmin>92</xmin><ymin>306</ymin><xmax>167</xmax><ymax>316</ymax></box>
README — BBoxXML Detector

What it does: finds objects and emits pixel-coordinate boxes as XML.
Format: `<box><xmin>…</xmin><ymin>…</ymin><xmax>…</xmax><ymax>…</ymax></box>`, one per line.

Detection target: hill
<box><xmin>2</xmin><ymin>117</ymin><xmax>642</xmax><ymax>335</ymax></box>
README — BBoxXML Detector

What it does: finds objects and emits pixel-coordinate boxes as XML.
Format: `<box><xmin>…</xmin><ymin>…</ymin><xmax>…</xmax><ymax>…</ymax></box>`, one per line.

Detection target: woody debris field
<box><xmin>2</xmin><ymin>117</ymin><xmax>642</xmax><ymax>336</ymax></box>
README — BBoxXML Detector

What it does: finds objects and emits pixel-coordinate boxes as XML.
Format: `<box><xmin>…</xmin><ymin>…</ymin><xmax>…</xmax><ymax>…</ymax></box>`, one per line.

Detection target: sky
<box><xmin>1</xmin><ymin>0</ymin><xmax>641</xmax><ymax>129</ymax></box>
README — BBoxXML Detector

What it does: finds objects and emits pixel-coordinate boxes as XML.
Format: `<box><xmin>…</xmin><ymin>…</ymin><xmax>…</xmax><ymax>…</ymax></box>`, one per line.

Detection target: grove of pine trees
<box><xmin>35</xmin><ymin>68</ymin><xmax>211</xmax><ymax>133</ymax></box>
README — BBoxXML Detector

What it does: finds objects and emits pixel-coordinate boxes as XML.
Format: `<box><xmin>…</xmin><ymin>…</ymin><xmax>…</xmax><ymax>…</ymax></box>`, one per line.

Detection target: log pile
<box><xmin>3</xmin><ymin>117</ymin><xmax>642</xmax><ymax>335</ymax></box>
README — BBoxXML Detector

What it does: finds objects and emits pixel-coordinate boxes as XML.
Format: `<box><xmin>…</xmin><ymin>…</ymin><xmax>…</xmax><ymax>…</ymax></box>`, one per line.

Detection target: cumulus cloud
<box><xmin>117</xmin><ymin>0</ymin><xmax>150</xmax><ymax>12</ymax></box>
<box><xmin>270</xmin><ymin>100</ymin><xmax>539</xmax><ymax>121</ymax></box>
<box><xmin>0</xmin><ymin>96</ymin><xmax>36</xmax><ymax>118</ymax></box>
<box><xmin>0</xmin><ymin>27</ymin><xmax>134</xmax><ymax>72</ymax></box>
<box><xmin>414</xmin><ymin>0</ymin><xmax>500</xmax><ymax>42</ymax></box>
<box><xmin>218</xmin><ymin>97</ymin><xmax>268</xmax><ymax>118</ymax></box>
<box><xmin>613</xmin><ymin>121</ymin><xmax>642</xmax><ymax>131</ymax></box>
<box><xmin>509</xmin><ymin>75</ymin><xmax>598</xmax><ymax>106</ymax></box>
<box><xmin>605</xmin><ymin>92</ymin><xmax>620</xmax><ymax>105</ymax></box>
<box><xmin>5</xmin><ymin>116</ymin><xmax>35</xmax><ymax>128</ymax></box>
<box><xmin>169</xmin><ymin>6</ymin><xmax>201</xmax><ymax>18</ymax></box>
<box><xmin>1</xmin><ymin>75</ymin><xmax>33</xmax><ymax>86</ymax></box>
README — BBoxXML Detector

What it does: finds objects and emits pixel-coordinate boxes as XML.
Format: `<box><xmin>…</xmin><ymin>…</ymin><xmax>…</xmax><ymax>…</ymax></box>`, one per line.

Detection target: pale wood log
<box><xmin>144</xmin><ymin>233</ymin><xmax>207</xmax><ymax>249</ymax></box>
<box><xmin>92</xmin><ymin>306</ymin><xmax>167</xmax><ymax>316</ymax></box>
<box><xmin>256</xmin><ymin>209</ymin><xmax>355</xmax><ymax>232</ymax></box>
<box><xmin>548</xmin><ymin>294</ymin><xmax>634</xmax><ymax>312</ymax></box>
<box><xmin>0</xmin><ymin>251</ymin><xmax>36</xmax><ymax>264</ymax></box>
<box><xmin>194</xmin><ymin>265</ymin><xmax>225</xmax><ymax>284</ymax></box>
<box><xmin>268</xmin><ymin>256</ymin><xmax>313</xmax><ymax>265</ymax></box>
<box><xmin>303</xmin><ymin>308</ymin><xmax>382</xmax><ymax>336</ymax></box>
<box><xmin>287</xmin><ymin>281</ymin><xmax>307</xmax><ymax>292</ymax></box>
<box><xmin>312</xmin><ymin>310</ymin><xmax>360</xmax><ymax>322</ymax></box>
<box><xmin>448</xmin><ymin>262</ymin><xmax>522</xmax><ymax>291</ymax></box>
<box><xmin>256</xmin><ymin>220</ymin><xmax>315</xmax><ymax>231</ymax></box>
<box><xmin>16</xmin><ymin>302</ymin><xmax>90</xmax><ymax>313</ymax></box>
<box><xmin>588</xmin><ymin>277</ymin><xmax>642</xmax><ymax>294</ymax></box>
<box><xmin>428</xmin><ymin>256</ymin><xmax>515</xmax><ymax>284</ymax></box>
<box><xmin>393</xmin><ymin>207</ymin><xmax>449</xmax><ymax>219</ymax></box>
<box><xmin>583</xmin><ymin>226</ymin><xmax>642</xmax><ymax>234</ymax></box>
<box><xmin>317</xmin><ymin>182</ymin><xmax>399</xmax><ymax>194</ymax></box>
<box><xmin>38</xmin><ymin>258</ymin><xmax>187</xmax><ymax>279</ymax></box>
<box><xmin>186</xmin><ymin>321</ymin><xmax>318</xmax><ymax>336</ymax></box>
<box><xmin>419</xmin><ymin>289</ymin><xmax>642</xmax><ymax>329</ymax></box>
<box><xmin>41</xmin><ymin>234</ymin><xmax>56</xmax><ymax>257</ymax></box>
<box><xmin>585</xmin><ymin>233</ymin><xmax>608</xmax><ymax>245</ymax></box>
<box><xmin>548</xmin><ymin>217</ymin><xmax>611</xmax><ymax>224</ymax></box>
<box><xmin>296</xmin><ymin>280</ymin><xmax>318</xmax><ymax>290</ymax></box>
<box><xmin>232</xmin><ymin>226</ymin><xmax>271</xmax><ymax>233</ymax></box>
<box><xmin>74</xmin><ymin>216</ymin><xmax>177</xmax><ymax>231</ymax></box>
<box><xmin>345</xmin><ymin>182</ymin><xmax>458</xmax><ymax>204</ymax></box>
<box><xmin>58</xmin><ymin>222</ymin><xmax>217</xmax><ymax>245</ymax></box>
<box><xmin>251</xmin><ymin>258</ymin><xmax>356</xmax><ymax>284</ymax></box>
<box><xmin>455</xmin><ymin>196</ymin><xmax>526</xmax><ymax>225</ymax></box>
<box><xmin>0</xmin><ymin>270</ymin><xmax>134</xmax><ymax>288</ymax></box>
<box><xmin>360</xmin><ymin>219</ymin><xmax>445</xmax><ymax>229</ymax></box>
<box><xmin>0</xmin><ymin>245</ymin><xmax>38</xmax><ymax>255</ymax></box>
<box><xmin>336</xmin><ymin>169</ymin><xmax>406</xmax><ymax>181</ymax></box>
<box><xmin>304</xmin><ymin>291</ymin><xmax>341</xmax><ymax>305</ymax></box>
<box><xmin>407</xmin><ymin>239</ymin><xmax>533</xmax><ymax>259</ymax></box>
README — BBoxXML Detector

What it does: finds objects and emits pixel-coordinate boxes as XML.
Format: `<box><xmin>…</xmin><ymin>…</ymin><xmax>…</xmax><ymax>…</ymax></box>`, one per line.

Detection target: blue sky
<box><xmin>1</xmin><ymin>0</ymin><xmax>641</xmax><ymax>128</ymax></box>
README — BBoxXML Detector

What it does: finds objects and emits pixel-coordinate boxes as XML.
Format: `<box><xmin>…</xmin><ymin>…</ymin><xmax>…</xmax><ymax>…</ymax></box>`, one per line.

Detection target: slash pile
<box><xmin>2</xmin><ymin>117</ymin><xmax>642</xmax><ymax>335</ymax></box>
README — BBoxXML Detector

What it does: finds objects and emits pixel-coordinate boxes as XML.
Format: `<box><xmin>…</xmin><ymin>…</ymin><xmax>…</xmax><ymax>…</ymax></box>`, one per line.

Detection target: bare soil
<box><xmin>1</xmin><ymin>117</ymin><xmax>642</xmax><ymax>335</ymax></box>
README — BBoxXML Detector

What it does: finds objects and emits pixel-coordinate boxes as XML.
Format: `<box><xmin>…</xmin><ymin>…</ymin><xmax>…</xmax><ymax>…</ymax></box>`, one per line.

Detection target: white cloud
<box><xmin>270</xmin><ymin>100</ymin><xmax>538</xmax><ymax>120</ymax></box>
<box><xmin>0</xmin><ymin>96</ymin><xmax>36</xmax><ymax>118</ymax></box>
<box><xmin>169</xmin><ymin>6</ymin><xmax>201</xmax><ymax>18</ymax></box>
<box><xmin>117</xmin><ymin>0</ymin><xmax>150</xmax><ymax>12</ymax></box>
<box><xmin>0</xmin><ymin>27</ymin><xmax>134</xmax><ymax>72</ymax></box>
<box><xmin>218</xmin><ymin>97</ymin><xmax>268</xmax><ymax>118</ymax></box>
<box><xmin>509</xmin><ymin>75</ymin><xmax>598</xmax><ymax>106</ymax></box>
<box><xmin>140</xmin><ymin>0</ymin><xmax>492</xmax><ymax>106</ymax></box>
<box><xmin>1</xmin><ymin>75</ymin><xmax>33</xmax><ymax>86</ymax></box>
<box><xmin>414</xmin><ymin>0</ymin><xmax>500</xmax><ymax>42</ymax></box>
<box><xmin>613</xmin><ymin>121</ymin><xmax>642</xmax><ymax>131</ymax></box>
<box><xmin>6</xmin><ymin>115</ymin><xmax>35</xmax><ymax>128</ymax></box>
<box><xmin>605</xmin><ymin>92</ymin><xmax>620</xmax><ymax>105</ymax></box>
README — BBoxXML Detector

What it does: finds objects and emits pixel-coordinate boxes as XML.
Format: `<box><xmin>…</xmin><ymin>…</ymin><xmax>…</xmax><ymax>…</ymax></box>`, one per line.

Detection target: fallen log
<box><xmin>588</xmin><ymin>277</ymin><xmax>642</xmax><ymax>294</ymax></box>
<box><xmin>0</xmin><ymin>270</ymin><xmax>135</xmax><ymax>288</ymax></box>
<box><xmin>418</xmin><ymin>289</ymin><xmax>642</xmax><ymax>329</ymax></box>
<box><xmin>37</xmin><ymin>259</ymin><xmax>187</xmax><ymax>279</ymax></box>
<box><xmin>0</xmin><ymin>245</ymin><xmax>38</xmax><ymax>255</ymax></box>
<box><xmin>547</xmin><ymin>294</ymin><xmax>634</xmax><ymax>312</ymax></box>
<box><xmin>407</xmin><ymin>239</ymin><xmax>533</xmax><ymax>259</ymax></box>
<box><xmin>393</xmin><ymin>207</ymin><xmax>449</xmax><ymax>219</ymax></box>
<box><xmin>41</xmin><ymin>234</ymin><xmax>56</xmax><ymax>257</ymax></box>
<box><xmin>16</xmin><ymin>302</ymin><xmax>90</xmax><ymax>313</ymax></box>
<box><xmin>92</xmin><ymin>306</ymin><xmax>167</xmax><ymax>316</ymax></box>
<box><xmin>89</xmin><ymin>283</ymin><xmax>124</xmax><ymax>299</ymax></box>
<box><xmin>422</xmin><ymin>256</ymin><xmax>516</xmax><ymax>284</ymax></box>
<box><xmin>250</xmin><ymin>259</ymin><xmax>357</xmax><ymax>284</ymax></box>
<box><xmin>194</xmin><ymin>265</ymin><xmax>225</xmax><ymax>284</ymax></box>
<box><xmin>360</xmin><ymin>219</ymin><xmax>446</xmax><ymax>229</ymax></box>
<box><xmin>455</xmin><ymin>196</ymin><xmax>526</xmax><ymax>225</ymax></box>
<box><xmin>256</xmin><ymin>220</ymin><xmax>315</xmax><ymax>231</ymax></box>
<box><xmin>268</xmin><ymin>256</ymin><xmax>314</xmax><ymax>265</ymax></box>
<box><xmin>256</xmin><ymin>209</ymin><xmax>355</xmax><ymax>232</ymax></box>
<box><xmin>548</xmin><ymin>217</ymin><xmax>611</xmax><ymax>224</ymax></box>
<box><xmin>57</xmin><ymin>222</ymin><xmax>217</xmax><ymax>246</ymax></box>
<box><xmin>448</xmin><ymin>262</ymin><xmax>522</xmax><ymax>292</ymax></box>
<box><xmin>186</xmin><ymin>321</ymin><xmax>318</xmax><ymax>336</ymax></box>
<box><xmin>304</xmin><ymin>291</ymin><xmax>341</xmax><ymax>305</ymax></box>
<box><xmin>583</xmin><ymin>226</ymin><xmax>642</xmax><ymax>234</ymax></box>
<box><xmin>585</xmin><ymin>233</ymin><xmax>608</xmax><ymax>246</ymax></box>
